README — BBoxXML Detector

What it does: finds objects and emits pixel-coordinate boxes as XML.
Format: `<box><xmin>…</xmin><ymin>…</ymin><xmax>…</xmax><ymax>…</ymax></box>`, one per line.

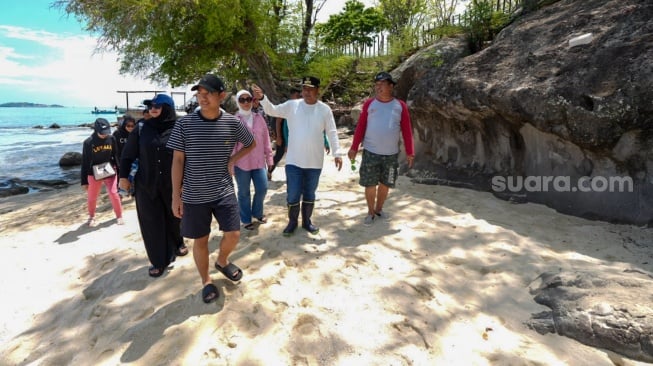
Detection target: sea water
<box><xmin>0</xmin><ymin>107</ymin><xmax>122</xmax><ymax>185</ymax></box>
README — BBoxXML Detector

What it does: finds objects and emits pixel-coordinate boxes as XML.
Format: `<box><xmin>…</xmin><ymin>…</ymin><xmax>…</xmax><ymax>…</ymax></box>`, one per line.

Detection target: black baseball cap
<box><xmin>141</xmin><ymin>99</ymin><xmax>151</xmax><ymax>112</ymax></box>
<box><xmin>191</xmin><ymin>74</ymin><xmax>226</xmax><ymax>93</ymax></box>
<box><xmin>301</xmin><ymin>76</ymin><xmax>320</xmax><ymax>88</ymax></box>
<box><xmin>94</xmin><ymin>118</ymin><xmax>111</xmax><ymax>135</ymax></box>
<box><xmin>374</xmin><ymin>71</ymin><xmax>396</xmax><ymax>84</ymax></box>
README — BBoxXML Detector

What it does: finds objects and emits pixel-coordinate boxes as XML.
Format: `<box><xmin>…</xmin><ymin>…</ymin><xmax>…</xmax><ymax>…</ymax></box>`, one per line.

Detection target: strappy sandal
<box><xmin>148</xmin><ymin>266</ymin><xmax>165</xmax><ymax>278</ymax></box>
<box><xmin>256</xmin><ymin>216</ymin><xmax>268</xmax><ymax>224</ymax></box>
<box><xmin>176</xmin><ymin>244</ymin><xmax>189</xmax><ymax>256</ymax></box>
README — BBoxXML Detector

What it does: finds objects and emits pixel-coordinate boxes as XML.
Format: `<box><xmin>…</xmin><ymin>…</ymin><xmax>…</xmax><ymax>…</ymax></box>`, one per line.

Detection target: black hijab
<box><xmin>145</xmin><ymin>104</ymin><xmax>177</xmax><ymax>133</ymax></box>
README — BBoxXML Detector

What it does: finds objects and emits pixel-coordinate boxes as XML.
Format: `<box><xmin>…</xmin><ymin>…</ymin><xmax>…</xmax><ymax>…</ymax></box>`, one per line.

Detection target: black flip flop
<box><xmin>202</xmin><ymin>284</ymin><xmax>219</xmax><ymax>303</ymax></box>
<box><xmin>215</xmin><ymin>262</ymin><xmax>243</xmax><ymax>282</ymax></box>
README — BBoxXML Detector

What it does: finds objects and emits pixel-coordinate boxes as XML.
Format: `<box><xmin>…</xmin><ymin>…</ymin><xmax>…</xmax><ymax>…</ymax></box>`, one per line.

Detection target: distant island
<box><xmin>0</xmin><ymin>102</ymin><xmax>64</xmax><ymax>108</ymax></box>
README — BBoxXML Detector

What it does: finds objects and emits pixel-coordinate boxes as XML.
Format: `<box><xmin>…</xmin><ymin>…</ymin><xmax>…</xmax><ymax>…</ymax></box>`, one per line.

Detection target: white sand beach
<box><xmin>0</xmin><ymin>154</ymin><xmax>652</xmax><ymax>365</ymax></box>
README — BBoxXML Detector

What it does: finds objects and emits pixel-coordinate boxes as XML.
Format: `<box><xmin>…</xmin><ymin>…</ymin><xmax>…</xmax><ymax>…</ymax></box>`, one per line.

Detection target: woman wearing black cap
<box><xmin>81</xmin><ymin>118</ymin><xmax>123</xmax><ymax>227</ymax></box>
<box><xmin>119</xmin><ymin>94</ymin><xmax>187</xmax><ymax>278</ymax></box>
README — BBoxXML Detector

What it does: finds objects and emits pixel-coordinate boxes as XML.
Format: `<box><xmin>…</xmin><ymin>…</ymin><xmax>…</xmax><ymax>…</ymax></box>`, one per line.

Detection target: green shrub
<box><xmin>307</xmin><ymin>55</ymin><xmax>356</xmax><ymax>84</ymax></box>
<box><xmin>464</xmin><ymin>0</ymin><xmax>512</xmax><ymax>53</ymax></box>
<box><xmin>305</xmin><ymin>54</ymin><xmax>398</xmax><ymax>106</ymax></box>
<box><xmin>432</xmin><ymin>24</ymin><xmax>465</xmax><ymax>39</ymax></box>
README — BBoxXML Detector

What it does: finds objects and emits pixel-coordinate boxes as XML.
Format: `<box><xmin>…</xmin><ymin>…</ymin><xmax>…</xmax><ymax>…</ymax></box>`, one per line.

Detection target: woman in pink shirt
<box><xmin>233</xmin><ymin>90</ymin><xmax>274</xmax><ymax>230</ymax></box>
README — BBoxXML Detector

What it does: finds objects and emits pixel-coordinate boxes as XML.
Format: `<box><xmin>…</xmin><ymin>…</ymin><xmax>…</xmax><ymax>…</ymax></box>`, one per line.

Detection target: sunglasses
<box><xmin>238</xmin><ymin>97</ymin><xmax>253</xmax><ymax>103</ymax></box>
<box><xmin>125</xmin><ymin>124</ymin><xmax>136</xmax><ymax>128</ymax></box>
<box><xmin>150</xmin><ymin>104</ymin><xmax>162</xmax><ymax>109</ymax></box>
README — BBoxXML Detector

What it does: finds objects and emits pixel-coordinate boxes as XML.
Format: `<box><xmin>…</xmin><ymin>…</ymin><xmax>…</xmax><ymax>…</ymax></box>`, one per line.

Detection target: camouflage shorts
<box><xmin>359</xmin><ymin>150</ymin><xmax>399</xmax><ymax>188</ymax></box>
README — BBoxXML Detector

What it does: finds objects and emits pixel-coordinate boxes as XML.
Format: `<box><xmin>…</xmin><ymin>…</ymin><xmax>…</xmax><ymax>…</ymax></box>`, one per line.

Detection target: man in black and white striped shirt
<box><xmin>169</xmin><ymin>74</ymin><xmax>256</xmax><ymax>304</ymax></box>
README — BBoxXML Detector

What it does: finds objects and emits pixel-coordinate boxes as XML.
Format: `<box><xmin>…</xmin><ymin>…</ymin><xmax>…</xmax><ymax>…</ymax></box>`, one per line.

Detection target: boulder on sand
<box><xmin>59</xmin><ymin>152</ymin><xmax>82</xmax><ymax>167</ymax></box>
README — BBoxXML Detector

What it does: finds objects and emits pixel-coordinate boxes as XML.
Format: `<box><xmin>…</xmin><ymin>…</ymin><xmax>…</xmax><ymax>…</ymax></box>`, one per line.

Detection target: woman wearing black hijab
<box><xmin>119</xmin><ymin>94</ymin><xmax>188</xmax><ymax>277</ymax></box>
<box><xmin>112</xmin><ymin>115</ymin><xmax>136</xmax><ymax>174</ymax></box>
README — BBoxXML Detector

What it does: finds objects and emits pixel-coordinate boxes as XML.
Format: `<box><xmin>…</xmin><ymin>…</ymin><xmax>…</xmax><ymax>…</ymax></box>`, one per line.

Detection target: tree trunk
<box><xmin>297</xmin><ymin>0</ymin><xmax>314</xmax><ymax>62</ymax></box>
<box><xmin>269</xmin><ymin>0</ymin><xmax>284</xmax><ymax>51</ymax></box>
<box><xmin>245</xmin><ymin>52</ymin><xmax>280</xmax><ymax>103</ymax></box>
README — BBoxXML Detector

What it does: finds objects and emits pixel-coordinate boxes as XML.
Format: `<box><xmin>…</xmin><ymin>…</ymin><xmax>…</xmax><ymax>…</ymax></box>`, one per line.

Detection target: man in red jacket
<box><xmin>347</xmin><ymin>71</ymin><xmax>415</xmax><ymax>226</ymax></box>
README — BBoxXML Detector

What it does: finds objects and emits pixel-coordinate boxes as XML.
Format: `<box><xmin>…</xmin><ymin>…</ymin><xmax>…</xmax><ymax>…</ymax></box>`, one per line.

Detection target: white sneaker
<box><xmin>116</xmin><ymin>218</ymin><xmax>125</xmax><ymax>225</ymax></box>
<box><xmin>363</xmin><ymin>214</ymin><xmax>375</xmax><ymax>226</ymax></box>
<box><xmin>87</xmin><ymin>217</ymin><xmax>97</xmax><ymax>227</ymax></box>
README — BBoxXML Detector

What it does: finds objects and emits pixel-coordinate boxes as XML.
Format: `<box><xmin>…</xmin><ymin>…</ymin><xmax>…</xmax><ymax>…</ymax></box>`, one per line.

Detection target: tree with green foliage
<box><xmin>55</xmin><ymin>0</ymin><xmax>279</xmax><ymax>97</ymax></box>
<box><xmin>379</xmin><ymin>0</ymin><xmax>428</xmax><ymax>35</ymax></box>
<box><xmin>296</xmin><ymin>0</ymin><xmax>327</xmax><ymax>63</ymax></box>
<box><xmin>428</xmin><ymin>0</ymin><xmax>463</xmax><ymax>25</ymax></box>
<box><xmin>378</xmin><ymin>0</ymin><xmax>428</xmax><ymax>53</ymax></box>
<box><xmin>464</xmin><ymin>0</ymin><xmax>511</xmax><ymax>53</ymax></box>
<box><xmin>316</xmin><ymin>0</ymin><xmax>387</xmax><ymax>58</ymax></box>
<box><xmin>54</xmin><ymin>0</ymin><xmax>331</xmax><ymax>101</ymax></box>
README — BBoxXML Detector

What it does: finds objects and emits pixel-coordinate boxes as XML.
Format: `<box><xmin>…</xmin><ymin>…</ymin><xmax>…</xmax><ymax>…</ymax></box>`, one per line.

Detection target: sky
<box><xmin>0</xmin><ymin>0</ymin><xmax>374</xmax><ymax>109</ymax></box>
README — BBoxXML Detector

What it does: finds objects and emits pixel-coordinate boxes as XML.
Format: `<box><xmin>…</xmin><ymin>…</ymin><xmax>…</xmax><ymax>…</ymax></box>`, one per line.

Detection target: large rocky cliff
<box><xmin>392</xmin><ymin>0</ymin><xmax>653</xmax><ymax>225</ymax></box>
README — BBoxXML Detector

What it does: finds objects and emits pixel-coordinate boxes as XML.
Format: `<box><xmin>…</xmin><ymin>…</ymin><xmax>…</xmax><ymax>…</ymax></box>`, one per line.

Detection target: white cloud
<box><xmin>0</xmin><ymin>25</ymin><xmax>190</xmax><ymax>108</ymax></box>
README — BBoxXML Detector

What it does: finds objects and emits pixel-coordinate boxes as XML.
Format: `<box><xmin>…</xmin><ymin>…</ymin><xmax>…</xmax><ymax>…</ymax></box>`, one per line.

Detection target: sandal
<box><xmin>148</xmin><ymin>266</ymin><xmax>165</xmax><ymax>278</ymax></box>
<box><xmin>256</xmin><ymin>216</ymin><xmax>267</xmax><ymax>224</ymax></box>
<box><xmin>215</xmin><ymin>262</ymin><xmax>243</xmax><ymax>282</ymax></box>
<box><xmin>243</xmin><ymin>223</ymin><xmax>256</xmax><ymax>230</ymax></box>
<box><xmin>176</xmin><ymin>244</ymin><xmax>189</xmax><ymax>257</ymax></box>
<box><xmin>202</xmin><ymin>284</ymin><xmax>219</xmax><ymax>303</ymax></box>
<box><xmin>86</xmin><ymin>217</ymin><xmax>97</xmax><ymax>227</ymax></box>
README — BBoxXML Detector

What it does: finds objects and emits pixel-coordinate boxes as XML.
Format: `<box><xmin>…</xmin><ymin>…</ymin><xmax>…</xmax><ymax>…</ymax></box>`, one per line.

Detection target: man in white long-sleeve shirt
<box><xmin>252</xmin><ymin>77</ymin><xmax>343</xmax><ymax>236</ymax></box>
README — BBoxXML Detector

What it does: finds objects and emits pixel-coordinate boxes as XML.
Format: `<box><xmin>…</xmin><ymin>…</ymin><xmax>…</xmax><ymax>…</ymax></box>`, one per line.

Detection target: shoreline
<box><xmin>1</xmin><ymin>160</ymin><xmax>652</xmax><ymax>365</ymax></box>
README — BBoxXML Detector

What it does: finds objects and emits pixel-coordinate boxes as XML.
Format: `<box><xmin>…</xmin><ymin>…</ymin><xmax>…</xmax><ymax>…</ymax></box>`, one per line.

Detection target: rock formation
<box><xmin>58</xmin><ymin>152</ymin><xmax>82</xmax><ymax>167</ymax></box>
<box><xmin>527</xmin><ymin>271</ymin><xmax>653</xmax><ymax>363</ymax></box>
<box><xmin>396</xmin><ymin>0</ymin><xmax>652</xmax><ymax>225</ymax></box>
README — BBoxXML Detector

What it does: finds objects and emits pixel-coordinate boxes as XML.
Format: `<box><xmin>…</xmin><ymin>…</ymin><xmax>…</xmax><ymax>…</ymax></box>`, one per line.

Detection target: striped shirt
<box><xmin>167</xmin><ymin>110</ymin><xmax>254</xmax><ymax>204</ymax></box>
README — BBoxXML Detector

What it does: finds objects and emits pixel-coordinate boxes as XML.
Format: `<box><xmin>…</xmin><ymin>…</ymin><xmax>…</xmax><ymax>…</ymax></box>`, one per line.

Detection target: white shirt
<box><xmin>260</xmin><ymin>96</ymin><xmax>341</xmax><ymax>169</ymax></box>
